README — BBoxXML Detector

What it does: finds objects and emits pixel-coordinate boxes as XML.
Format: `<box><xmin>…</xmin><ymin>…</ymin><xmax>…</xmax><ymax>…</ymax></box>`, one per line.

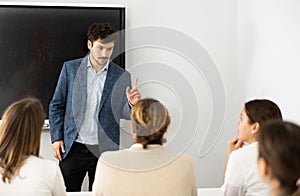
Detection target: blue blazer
<box><xmin>49</xmin><ymin>55</ymin><xmax>131</xmax><ymax>159</ymax></box>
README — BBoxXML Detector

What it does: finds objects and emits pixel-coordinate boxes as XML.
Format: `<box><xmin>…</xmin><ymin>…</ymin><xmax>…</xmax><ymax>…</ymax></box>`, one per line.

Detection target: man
<box><xmin>49</xmin><ymin>23</ymin><xmax>140</xmax><ymax>192</ymax></box>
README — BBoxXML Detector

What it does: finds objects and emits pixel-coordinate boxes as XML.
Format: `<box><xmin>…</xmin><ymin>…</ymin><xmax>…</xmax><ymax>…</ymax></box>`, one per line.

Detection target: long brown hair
<box><xmin>130</xmin><ymin>98</ymin><xmax>170</xmax><ymax>149</ymax></box>
<box><xmin>258</xmin><ymin>121</ymin><xmax>300</xmax><ymax>196</ymax></box>
<box><xmin>0</xmin><ymin>97</ymin><xmax>45</xmax><ymax>183</ymax></box>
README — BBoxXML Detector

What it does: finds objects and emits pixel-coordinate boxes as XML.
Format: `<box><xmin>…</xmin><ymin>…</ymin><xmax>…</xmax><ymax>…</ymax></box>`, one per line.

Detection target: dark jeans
<box><xmin>59</xmin><ymin>142</ymin><xmax>99</xmax><ymax>192</ymax></box>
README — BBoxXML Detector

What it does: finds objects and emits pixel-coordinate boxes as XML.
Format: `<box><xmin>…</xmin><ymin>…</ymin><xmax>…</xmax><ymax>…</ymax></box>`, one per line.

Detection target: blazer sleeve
<box><xmin>49</xmin><ymin>63</ymin><xmax>68</xmax><ymax>143</ymax></box>
<box><xmin>121</xmin><ymin>71</ymin><xmax>132</xmax><ymax>120</ymax></box>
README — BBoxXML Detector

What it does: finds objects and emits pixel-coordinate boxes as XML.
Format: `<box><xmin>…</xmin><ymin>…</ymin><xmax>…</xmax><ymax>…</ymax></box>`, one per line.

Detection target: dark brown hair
<box><xmin>130</xmin><ymin>98</ymin><xmax>170</xmax><ymax>149</ymax></box>
<box><xmin>258</xmin><ymin>121</ymin><xmax>300</xmax><ymax>196</ymax></box>
<box><xmin>0</xmin><ymin>97</ymin><xmax>45</xmax><ymax>183</ymax></box>
<box><xmin>87</xmin><ymin>23</ymin><xmax>117</xmax><ymax>44</ymax></box>
<box><xmin>245</xmin><ymin>99</ymin><xmax>282</xmax><ymax>125</ymax></box>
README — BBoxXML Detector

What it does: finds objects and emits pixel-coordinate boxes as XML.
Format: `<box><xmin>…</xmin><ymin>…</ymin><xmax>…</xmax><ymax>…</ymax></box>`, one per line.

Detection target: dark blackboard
<box><xmin>0</xmin><ymin>4</ymin><xmax>125</xmax><ymax>118</ymax></box>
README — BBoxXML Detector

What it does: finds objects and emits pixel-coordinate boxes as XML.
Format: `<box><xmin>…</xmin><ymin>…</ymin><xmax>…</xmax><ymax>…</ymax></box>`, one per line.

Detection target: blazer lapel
<box><xmin>72</xmin><ymin>56</ymin><xmax>88</xmax><ymax>127</ymax></box>
<box><xmin>99</xmin><ymin>62</ymin><xmax>118</xmax><ymax>111</ymax></box>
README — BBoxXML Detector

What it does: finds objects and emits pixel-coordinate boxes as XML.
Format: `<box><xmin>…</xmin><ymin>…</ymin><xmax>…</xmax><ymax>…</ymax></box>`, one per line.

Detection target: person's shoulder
<box><xmin>174</xmin><ymin>153</ymin><xmax>194</xmax><ymax>165</ymax></box>
<box><xmin>61</xmin><ymin>57</ymin><xmax>86</xmax><ymax>72</ymax></box>
<box><xmin>100</xmin><ymin>149</ymin><xmax>126</xmax><ymax>161</ymax></box>
<box><xmin>109</xmin><ymin>62</ymin><xmax>129</xmax><ymax>73</ymax></box>
<box><xmin>230</xmin><ymin>142</ymin><xmax>258</xmax><ymax>163</ymax></box>
<box><xmin>25</xmin><ymin>156</ymin><xmax>58</xmax><ymax>170</ymax></box>
<box><xmin>157</xmin><ymin>149</ymin><xmax>194</xmax><ymax>168</ymax></box>
<box><xmin>164</xmin><ymin>152</ymin><xmax>195</xmax><ymax>176</ymax></box>
<box><xmin>22</xmin><ymin>156</ymin><xmax>61</xmax><ymax>184</ymax></box>
<box><xmin>235</xmin><ymin>142</ymin><xmax>257</xmax><ymax>154</ymax></box>
<box><xmin>26</xmin><ymin>155</ymin><xmax>56</xmax><ymax>164</ymax></box>
<box><xmin>62</xmin><ymin>57</ymin><xmax>84</xmax><ymax>68</ymax></box>
<box><xmin>99</xmin><ymin>149</ymin><xmax>133</xmax><ymax>167</ymax></box>
<box><xmin>22</xmin><ymin>155</ymin><xmax>58</xmax><ymax>176</ymax></box>
<box><xmin>109</xmin><ymin>61</ymin><xmax>123</xmax><ymax>69</ymax></box>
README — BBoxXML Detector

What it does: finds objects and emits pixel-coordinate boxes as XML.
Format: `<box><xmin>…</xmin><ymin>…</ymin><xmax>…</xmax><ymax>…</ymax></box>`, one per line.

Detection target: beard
<box><xmin>94</xmin><ymin>57</ymin><xmax>109</xmax><ymax>66</ymax></box>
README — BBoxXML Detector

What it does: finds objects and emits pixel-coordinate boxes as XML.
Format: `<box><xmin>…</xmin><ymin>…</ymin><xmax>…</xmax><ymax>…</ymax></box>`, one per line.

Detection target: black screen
<box><xmin>0</xmin><ymin>5</ymin><xmax>125</xmax><ymax>118</ymax></box>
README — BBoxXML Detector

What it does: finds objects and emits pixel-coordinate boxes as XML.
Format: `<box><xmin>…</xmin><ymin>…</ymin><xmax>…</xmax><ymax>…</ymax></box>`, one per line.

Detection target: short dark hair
<box><xmin>87</xmin><ymin>23</ymin><xmax>117</xmax><ymax>43</ymax></box>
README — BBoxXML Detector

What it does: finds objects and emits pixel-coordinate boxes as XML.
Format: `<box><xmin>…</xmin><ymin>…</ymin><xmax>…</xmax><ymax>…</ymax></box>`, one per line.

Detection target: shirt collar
<box><xmin>129</xmin><ymin>143</ymin><xmax>162</xmax><ymax>151</ymax></box>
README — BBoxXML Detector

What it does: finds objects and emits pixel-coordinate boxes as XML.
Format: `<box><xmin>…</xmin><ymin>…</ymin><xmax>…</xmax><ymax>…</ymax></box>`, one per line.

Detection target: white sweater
<box><xmin>0</xmin><ymin>155</ymin><xmax>66</xmax><ymax>196</ymax></box>
<box><xmin>93</xmin><ymin>144</ymin><xmax>197</xmax><ymax>196</ymax></box>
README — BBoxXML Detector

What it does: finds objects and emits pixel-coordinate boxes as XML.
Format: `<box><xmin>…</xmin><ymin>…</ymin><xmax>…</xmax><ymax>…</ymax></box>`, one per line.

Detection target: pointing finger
<box><xmin>133</xmin><ymin>77</ymin><xmax>138</xmax><ymax>89</ymax></box>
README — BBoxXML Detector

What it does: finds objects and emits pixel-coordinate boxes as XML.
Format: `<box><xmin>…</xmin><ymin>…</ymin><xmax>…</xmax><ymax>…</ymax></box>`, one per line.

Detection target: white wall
<box><xmin>6</xmin><ymin>0</ymin><xmax>299</xmax><ymax>190</ymax></box>
<box><xmin>4</xmin><ymin>0</ymin><xmax>239</xmax><ymax>188</ymax></box>
<box><xmin>238</xmin><ymin>0</ymin><xmax>300</xmax><ymax>123</ymax></box>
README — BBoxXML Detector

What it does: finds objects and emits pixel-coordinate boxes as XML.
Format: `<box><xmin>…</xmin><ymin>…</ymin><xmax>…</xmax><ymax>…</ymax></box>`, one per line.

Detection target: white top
<box><xmin>220</xmin><ymin>142</ymin><xmax>269</xmax><ymax>196</ymax></box>
<box><xmin>0</xmin><ymin>156</ymin><xmax>66</xmax><ymax>196</ymax></box>
<box><xmin>93</xmin><ymin>143</ymin><xmax>197</xmax><ymax>196</ymax></box>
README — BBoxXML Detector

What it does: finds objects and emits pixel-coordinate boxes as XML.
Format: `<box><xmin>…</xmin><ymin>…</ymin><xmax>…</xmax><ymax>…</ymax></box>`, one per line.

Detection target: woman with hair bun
<box><xmin>93</xmin><ymin>98</ymin><xmax>197</xmax><ymax>196</ymax></box>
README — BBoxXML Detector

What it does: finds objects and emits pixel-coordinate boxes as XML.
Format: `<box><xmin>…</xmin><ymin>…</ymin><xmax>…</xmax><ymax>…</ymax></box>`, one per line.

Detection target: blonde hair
<box><xmin>130</xmin><ymin>98</ymin><xmax>170</xmax><ymax>149</ymax></box>
<box><xmin>0</xmin><ymin>97</ymin><xmax>45</xmax><ymax>183</ymax></box>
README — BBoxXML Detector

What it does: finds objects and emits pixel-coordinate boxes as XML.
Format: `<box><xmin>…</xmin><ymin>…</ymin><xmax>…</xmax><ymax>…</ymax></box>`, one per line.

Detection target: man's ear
<box><xmin>87</xmin><ymin>40</ymin><xmax>93</xmax><ymax>50</ymax></box>
<box><xmin>251</xmin><ymin>122</ymin><xmax>260</xmax><ymax>135</ymax></box>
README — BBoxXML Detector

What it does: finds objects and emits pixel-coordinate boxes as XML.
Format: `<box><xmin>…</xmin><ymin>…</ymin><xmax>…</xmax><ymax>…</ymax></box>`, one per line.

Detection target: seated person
<box><xmin>221</xmin><ymin>99</ymin><xmax>282</xmax><ymax>196</ymax></box>
<box><xmin>0</xmin><ymin>97</ymin><xmax>66</xmax><ymax>196</ymax></box>
<box><xmin>258</xmin><ymin>120</ymin><xmax>300</xmax><ymax>196</ymax></box>
<box><xmin>92</xmin><ymin>98</ymin><xmax>197</xmax><ymax>196</ymax></box>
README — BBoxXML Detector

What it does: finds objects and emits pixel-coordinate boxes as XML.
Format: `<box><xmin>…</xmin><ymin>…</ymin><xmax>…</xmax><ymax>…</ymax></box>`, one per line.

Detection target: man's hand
<box><xmin>126</xmin><ymin>77</ymin><xmax>141</xmax><ymax>106</ymax></box>
<box><xmin>52</xmin><ymin>140</ymin><xmax>65</xmax><ymax>161</ymax></box>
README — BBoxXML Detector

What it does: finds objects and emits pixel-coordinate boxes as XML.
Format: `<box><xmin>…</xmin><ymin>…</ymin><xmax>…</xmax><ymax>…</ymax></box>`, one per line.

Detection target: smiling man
<box><xmin>49</xmin><ymin>23</ymin><xmax>141</xmax><ymax>192</ymax></box>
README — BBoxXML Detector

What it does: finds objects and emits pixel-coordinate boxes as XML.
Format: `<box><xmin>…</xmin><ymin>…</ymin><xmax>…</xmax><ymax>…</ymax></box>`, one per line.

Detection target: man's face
<box><xmin>88</xmin><ymin>39</ymin><xmax>115</xmax><ymax>67</ymax></box>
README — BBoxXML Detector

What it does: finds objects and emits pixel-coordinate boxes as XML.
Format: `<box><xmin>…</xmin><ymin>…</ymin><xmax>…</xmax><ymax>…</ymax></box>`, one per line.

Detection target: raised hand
<box><xmin>126</xmin><ymin>77</ymin><xmax>141</xmax><ymax>106</ymax></box>
<box><xmin>227</xmin><ymin>137</ymin><xmax>244</xmax><ymax>155</ymax></box>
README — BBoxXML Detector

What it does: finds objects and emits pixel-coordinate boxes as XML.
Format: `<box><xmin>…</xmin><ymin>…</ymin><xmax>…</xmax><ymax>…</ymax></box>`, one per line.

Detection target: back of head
<box><xmin>258</xmin><ymin>121</ymin><xmax>300</xmax><ymax>196</ymax></box>
<box><xmin>87</xmin><ymin>23</ymin><xmax>117</xmax><ymax>43</ymax></box>
<box><xmin>130</xmin><ymin>98</ymin><xmax>170</xmax><ymax>149</ymax></box>
<box><xmin>245</xmin><ymin>99</ymin><xmax>282</xmax><ymax>126</ymax></box>
<box><xmin>0</xmin><ymin>97</ymin><xmax>45</xmax><ymax>183</ymax></box>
